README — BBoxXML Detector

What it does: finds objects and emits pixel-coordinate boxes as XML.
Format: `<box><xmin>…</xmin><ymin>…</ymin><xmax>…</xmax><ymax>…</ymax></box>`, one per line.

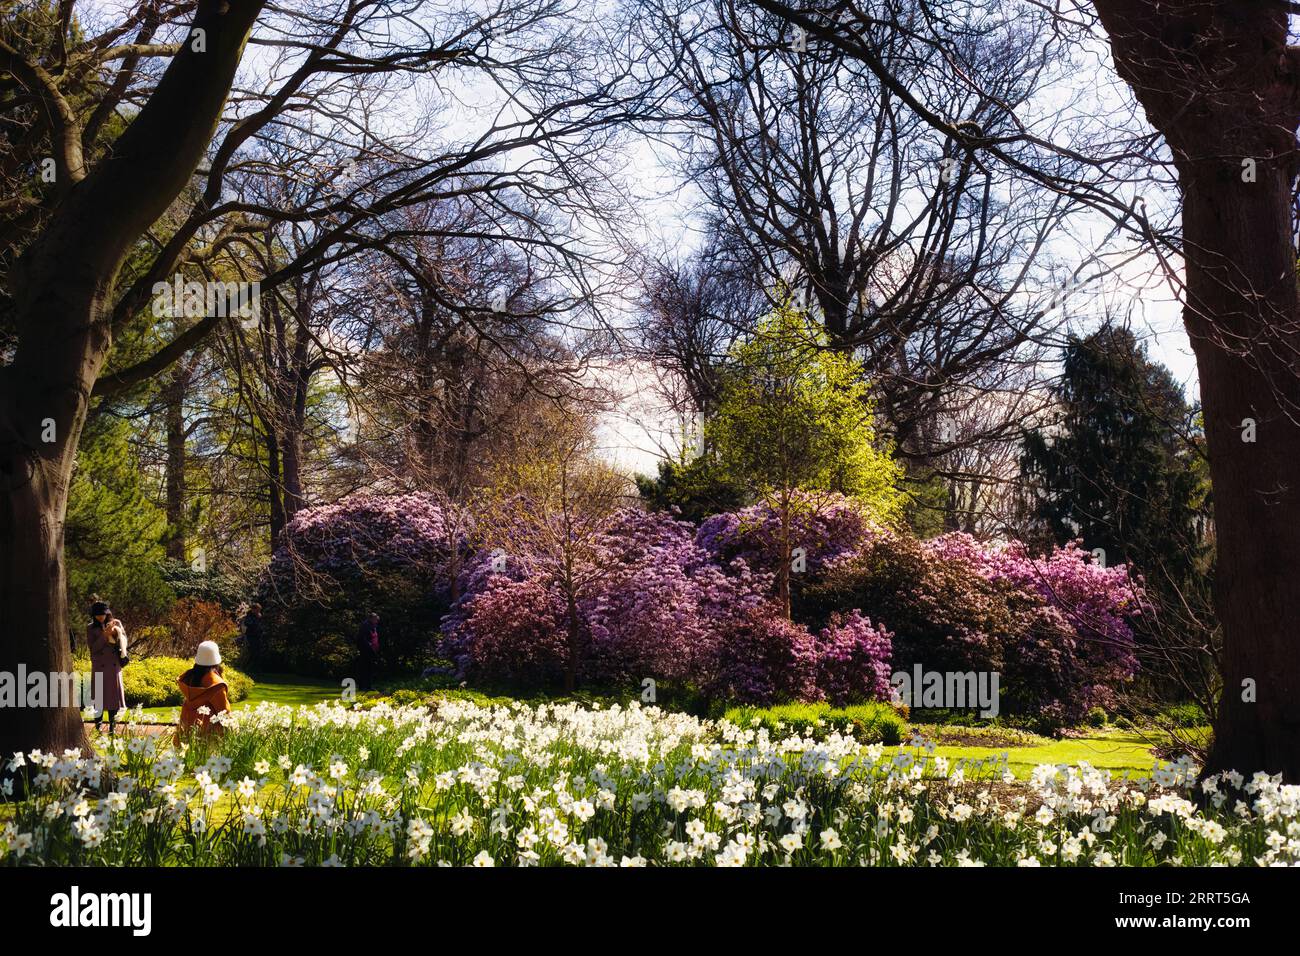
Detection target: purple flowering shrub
<box><xmin>442</xmin><ymin>507</ymin><xmax>900</xmax><ymax>706</ymax></box>
<box><xmin>447</xmin><ymin>573</ymin><xmax>573</xmax><ymax>687</ymax></box>
<box><xmin>696</xmin><ymin>604</ymin><xmax>896</xmax><ymax>707</ymax></box>
<box><xmin>926</xmin><ymin>533</ymin><xmax>1142</xmax><ymax>711</ymax></box>
<box><xmin>271</xmin><ymin>494</ymin><xmax>1138</xmax><ymax>717</ymax></box>
<box><xmin>804</xmin><ymin>533</ymin><xmax>1007</xmax><ymax>674</ymax></box>
<box><xmin>258</xmin><ymin>490</ymin><xmax>1137</xmax><ymax>720</ymax></box>
<box><xmin>696</xmin><ymin>493</ymin><xmax>874</xmax><ymax>578</ymax></box>
<box><xmin>698</xmin><ymin>603</ymin><xmax>822</xmax><ymax>706</ymax></box>
<box><xmin>814</xmin><ymin>611</ymin><xmax>894</xmax><ymax>706</ymax></box>
<box><xmin>257</xmin><ymin>493</ymin><xmax>469</xmax><ymax>675</ymax></box>
<box><xmin>441</xmin><ymin>508</ymin><xmax>774</xmax><ymax>690</ymax></box>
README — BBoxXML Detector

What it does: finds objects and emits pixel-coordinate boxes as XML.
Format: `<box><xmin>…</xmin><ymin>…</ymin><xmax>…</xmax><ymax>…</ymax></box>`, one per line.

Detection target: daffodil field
<box><xmin>3</xmin><ymin>700</ymin><xmax>1296</xmax><ymax>867</ymax></box>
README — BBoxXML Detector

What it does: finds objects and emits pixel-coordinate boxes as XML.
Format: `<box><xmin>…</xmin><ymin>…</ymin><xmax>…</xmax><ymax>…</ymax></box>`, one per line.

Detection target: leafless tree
<box><xmin>628</xmin><ymin>0</ymin><xmax>1078</xmax><ymax>474</ymax></box>
<box><xmin>350</xmin><ymin>194</ymin><xmax>612</xmax><ymax>501</ymax></box>
<box><xmin>627</xmin><ymin>223</ymin><xmax>762</xmax><ymax>450</ymax></box>
<box><xmin>0</xmin><ymin>0</ymin><xmax>653</xmax><ymax>758</ymax></box>
<box><xmin>476</xmin><ymin>406</ymin><xmax>634</xmax><ymax>691</ymax></box>
<box><xmin>743</xmin><ymin>0</ymin><xmax>1300</xmax><ymax>780</ymax></box>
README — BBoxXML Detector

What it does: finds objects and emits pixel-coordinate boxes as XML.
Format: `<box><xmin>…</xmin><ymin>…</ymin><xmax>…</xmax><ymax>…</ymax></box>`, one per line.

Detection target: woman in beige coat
<box><xmin>86</xmin><ymin>601</ymin><xmax>127</xmax><ymax>735</ymax></box>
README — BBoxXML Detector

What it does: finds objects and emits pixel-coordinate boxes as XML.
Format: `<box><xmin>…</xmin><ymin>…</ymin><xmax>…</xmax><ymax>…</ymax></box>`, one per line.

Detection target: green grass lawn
<box><xmin>126</xmin><ymin>673</ymin><xmax>343</xmax><ymax>722</ymax></box>
<box><xmin>237</xmin><ymin>673</ymin><xmax>343</xmax><ymax>708</ymax></box>
<box><xmin>922</xmin><ymin>728</ymin><xmax>1176</xmax><ymax>780</ymax></box>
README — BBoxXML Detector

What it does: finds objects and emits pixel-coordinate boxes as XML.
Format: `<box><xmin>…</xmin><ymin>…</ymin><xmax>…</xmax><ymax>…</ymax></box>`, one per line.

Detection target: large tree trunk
<box><xmin>1093</xmin><ymin>0</ymin><xmax>1300</xmax><ymax>778</ymax></box>
<box><xmin>0</xmin><ymin>0</ymin><xmax>265</xmax><ymax>760</ymax></box>
<box><xmin>0</xmin><ymin>397</ymin><xmax>95</xmax><ymax>763</ymax></box>
<box><xmin>1184</xmin><ymin>165</ymin><xmax>1300</xmax><ymax>779</ymax></box>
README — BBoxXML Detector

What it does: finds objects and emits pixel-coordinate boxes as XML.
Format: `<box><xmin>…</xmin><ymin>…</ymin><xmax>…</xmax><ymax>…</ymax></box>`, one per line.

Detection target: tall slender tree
<box><xmin>1020</xmin><ymin>326</ymin><xmax>1208</xmax><ymax>582</ymax></box>
<box><xmin>710</xmin><ymin>302</ymin><xmax>904</xmax><ymax>617</ymax></box>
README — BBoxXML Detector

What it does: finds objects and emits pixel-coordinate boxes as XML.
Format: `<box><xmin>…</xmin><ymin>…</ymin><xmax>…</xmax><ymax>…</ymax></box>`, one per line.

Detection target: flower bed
<box><xmin>3</xmin><ymin>701</ymin><xmax>1294</xmax><ymax>867</ymax></box>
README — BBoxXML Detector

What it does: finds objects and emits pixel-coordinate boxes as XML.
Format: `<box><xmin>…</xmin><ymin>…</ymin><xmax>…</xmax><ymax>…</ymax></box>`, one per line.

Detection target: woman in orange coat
<box><xmin>175</xmin><ymin>641</ymin><xmax>231</xmax><ymax>744</ymax></box>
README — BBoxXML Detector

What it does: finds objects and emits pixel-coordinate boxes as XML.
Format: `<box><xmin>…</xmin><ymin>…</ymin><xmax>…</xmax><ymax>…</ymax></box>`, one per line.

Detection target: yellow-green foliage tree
<box><xmin>709</xmin><ymin>302</ymin><xmax>904</xmax><ymax>617</ymax></box>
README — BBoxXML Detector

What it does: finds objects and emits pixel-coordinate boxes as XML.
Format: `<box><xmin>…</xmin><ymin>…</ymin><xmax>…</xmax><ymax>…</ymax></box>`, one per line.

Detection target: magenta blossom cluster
<box><xmin>443</xmin><ymin>573</ymin><xmax>572</xmax><ymax>686</ymax></box>
<box><xmin>265</xmin><ymin>492</ymin><xmax>468</xmax><ymax>586</ymax></box>
<box><xmin>925</xmin><ymin>532</ymin><xmax>1142</xmax><ymax>691</ymax></box>
<box><xmin>440</xmin><ymin>508</ymin><xmax>772</xmax><ymax>688</ymax></box>
<box><xmin>257</xmin><ymin>493</ymin><xmax>470</xmax><ymax>674</ymax></box>
<box><xmin>440</xmin><ymin>507</ymin><xmax>893</xmax><ymax>705</ymax></box>
<box><xmin>814</xmin><ymin>610</ymin><xmax>895</xmax><ymax>706</ymax></box>
<box><xmin>699</xmin><ymin>603</ymin><xmax>822</xmax><ymax>705</ymax></box>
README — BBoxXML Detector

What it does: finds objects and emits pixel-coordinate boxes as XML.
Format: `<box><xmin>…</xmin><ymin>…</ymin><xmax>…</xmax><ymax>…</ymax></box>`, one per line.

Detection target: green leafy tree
<box><xmin>66</xmin><ymin>414</ymin><xmax>172</xmax><ymax>629</ymax></box>
<box><xmin>635</xmin><ymin>455</ymin><xmax>747</xmax><ymax>524</ymax></box>
<box><xmin>709</xmin><ymin>303</ymin><xmax>904</xmax><ymax>616</ymax></box>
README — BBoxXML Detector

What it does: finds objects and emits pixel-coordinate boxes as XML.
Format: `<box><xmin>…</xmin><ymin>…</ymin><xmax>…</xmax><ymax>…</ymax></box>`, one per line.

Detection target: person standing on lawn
<box><xmin>240</xmin><ymin>602</ymin><xmax>264</xmax><ymax>667</ymax></box>
<box><xmin>354</xmin><ymin>612</ymin><xmax>379</xmax><ymax>691</ymax></box>
<box><xmin>86</xmin><ymin>601</ymin><xmax>127</xmax><ymax>735</ymax></box>
<box><xmin>175</xmin><ymin>641</ymin><xmax>231</xmax><ymax>743</ymax></box>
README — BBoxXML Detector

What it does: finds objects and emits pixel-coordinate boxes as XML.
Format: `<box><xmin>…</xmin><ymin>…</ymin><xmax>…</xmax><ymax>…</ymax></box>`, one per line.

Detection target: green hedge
<box><xmin>722</xmin><ymin>701</ymin><xmax>905</xmax><ymax>745</ymax></box>
<box><xmin>114</xmin><ymin>657</ymin><xmax>254</xmax><ymax>708</ymax></box>
<box><xmin>1160</xmin><ymin>702</ymin><xmax>1209</xmax><ymax>728</ymax></box>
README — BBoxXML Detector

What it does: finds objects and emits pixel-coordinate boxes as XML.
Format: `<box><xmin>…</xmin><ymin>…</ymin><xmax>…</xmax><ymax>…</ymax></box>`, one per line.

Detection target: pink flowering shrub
<box><xmin>254</xmin><ymin>490</ymin><xmax>1137</xmax><ymax>722</ymax></box>
<box><xmin>441</xmin><ymin>508</ymin><xmax>773</xmax><ymax>689</ymax></box>
<box><xmin>448</xmin><ymin>574</ymin><xmax>572</xmax><ymax>687</ymax></box>
<box><xmin>266</xmin><ymin>493</ymin><xmax>466</xmax><ymax>579</ymax></box>
<box><xmin>926</xmin><ymin>533</ymin><xmax>1142</xmax><ymax>710</ymax></box>
<box><xmin>802</xmin><ymin>531</ymin><xmax>1142</xmax><ymax>727</ymax></box>
<box><xmin>258</xmin><ymin>493</ymin><xmax>469</xmax><ymax>675</ymax></box>
<box><xmin>442</xmin><ymin>507</ymin><xmax>896</xmax><ymax>705</ymax></box>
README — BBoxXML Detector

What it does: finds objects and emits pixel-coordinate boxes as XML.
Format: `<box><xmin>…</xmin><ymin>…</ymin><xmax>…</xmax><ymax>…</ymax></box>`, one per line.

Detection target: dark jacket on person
<box><xmin>355</xmin><ymin>619</ymin><xmax>379</xmax><ymax>656</ymax></box>
<box><xmin>86</xmin><ymin>622</ymin><xmax>127</xmax><ymax>712</ymax></box>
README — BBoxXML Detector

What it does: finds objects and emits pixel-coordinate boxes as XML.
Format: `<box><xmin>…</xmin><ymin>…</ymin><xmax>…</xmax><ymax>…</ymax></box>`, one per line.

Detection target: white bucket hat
<box><xmin>195</xmin><ymin>641</ymin><xmax>222</xmax><ymax>667</ymax></box>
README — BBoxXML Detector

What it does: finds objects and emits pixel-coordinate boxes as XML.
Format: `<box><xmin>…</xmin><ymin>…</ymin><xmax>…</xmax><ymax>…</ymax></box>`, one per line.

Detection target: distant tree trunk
<box><xmin>280</xmin><ymin>421</ymin><xmax>304</xmax><ymax>520</ymax></box>
<box><xmin>269</xmin><ymin>298</ymin><xmax>309</xmax><ymax>523</ymax></box>
<box><xmin>280</xmin><ymin>354</ymin><xmax>308</xmax><ymax>521</ymax></box>
<box><xmin>1093</xmin><ymin>0</ymin><xmax>1300</xmax><ymax>779</ymax></box>
<box><xmin>944</xmin><ymin>478</ymin><xmax>960</xmax><ymax>533</ymax></box>
<box><xmin>413</xmin><ymin>359</ymin><xmax>438</xmax><ymax>485</ymax></box>
<box><xmin>401</xmin><ymin>285</ymin><xmax>439</xmax><ymax>486</ymax></box>
<box><xmin>266</xmin><ymin>425</ymin><xmax>285</xmax><ymax>548</ymax></box>
<box><xmin>163</xmin><ymin>365</ymin><xmax>190</xmax><ymax>560</ymax></box>
<box><xmin>777</xmin><ymin>495</ymin><xmax>792</xmax><ymax>619</ymax></box>
<box><xmin>564</xmin><ymin>585</ymin><xmax>580</xmax><ymax>693</ymax></box>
